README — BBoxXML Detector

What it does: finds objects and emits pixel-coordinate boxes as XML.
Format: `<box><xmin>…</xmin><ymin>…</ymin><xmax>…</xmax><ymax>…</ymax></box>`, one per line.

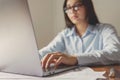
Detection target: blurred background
<box><xmin>28</xmin><ymin>0</ymin><xmax>120</xmax><ymax>49</ymax></box>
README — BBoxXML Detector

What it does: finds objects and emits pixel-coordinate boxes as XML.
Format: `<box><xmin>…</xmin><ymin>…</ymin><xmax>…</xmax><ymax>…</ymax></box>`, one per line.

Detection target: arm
<box><xmin>76</xmin><ymin>25</ymin><xmax>120</xmax><ymax>65</ymax></box>
<box><xmin>39</xmin><ymin>31</ymin><xmax>78</xmax><ymax>70</ymax></box>
<box><xmin>39</xmin><ymin>32</ymin><xmax>66</xmax><ymax>58</ymax></box>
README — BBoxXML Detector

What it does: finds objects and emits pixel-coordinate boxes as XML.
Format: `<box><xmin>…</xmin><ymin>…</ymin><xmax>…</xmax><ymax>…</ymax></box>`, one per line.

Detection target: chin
<box><xmin>72</xmin><ymin>20</ymin><xmax>80</xmax><ymax>25</ymax></box>
<box><xmin>73</xmin><ymin>19</ymin><xmax>86</xmax><ymax>24</ymax></box>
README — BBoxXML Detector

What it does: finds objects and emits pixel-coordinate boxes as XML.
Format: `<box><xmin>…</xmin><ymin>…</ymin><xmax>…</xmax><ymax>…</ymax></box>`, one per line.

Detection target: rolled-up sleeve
<box><xmin>76</xmin><ymin>24</ymin><xmax>120</xmax><ymax>65</ymax></box>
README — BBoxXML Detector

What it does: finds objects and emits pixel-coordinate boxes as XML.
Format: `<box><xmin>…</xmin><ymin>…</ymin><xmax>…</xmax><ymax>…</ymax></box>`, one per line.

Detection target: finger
<box><xmin>45</xmin><ymin>54</ymin><xmax>58</xmax><ymax>70</ymax></box>
<box><xmin>54</xmin><ymin>56</ymin><xmax>63</xmax><ymax>69</ymax></box>
<box><xmin>49</xmin><ymin>59</ymin><xmax>57</xmax><ymax>64</ymax></box>
<box><xmin>52</xmin><ymin>59</ymin><xmax>57</xmax><ymax>63</ymax></box>
<box><xmin>41</xmin><ymin>54</ymin><xmax>51</xmax><ymax>69</ymax></box>
<box><xmin>41</xmin><ymin>56</ymin><xmax>57</xmax><ymax>64</ymax></box>
<box><xmin>45</xmin><ymin>54</ymin><xmax>55</xmax><ymax>70</ymax></box>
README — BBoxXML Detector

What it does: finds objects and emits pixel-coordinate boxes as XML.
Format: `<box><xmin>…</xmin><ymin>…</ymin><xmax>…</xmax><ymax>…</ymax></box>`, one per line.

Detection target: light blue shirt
<box><xmin>39</xmin><ymin>23</ymin><xmax>120</xmax><ymax>65</ymax></box>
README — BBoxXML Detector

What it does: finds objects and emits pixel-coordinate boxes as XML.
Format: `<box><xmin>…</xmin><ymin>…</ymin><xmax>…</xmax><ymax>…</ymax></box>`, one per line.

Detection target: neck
<box><xmin>75</xmin><ymin>21</ymin><xmax>88</xmax><ymax>37</ymax></box>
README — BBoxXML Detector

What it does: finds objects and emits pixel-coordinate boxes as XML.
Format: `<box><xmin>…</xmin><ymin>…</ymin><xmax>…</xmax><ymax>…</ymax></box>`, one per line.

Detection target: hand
<box><xmin>41</xmin><ymin>52</ymin><xmax>78</xmax><ymax>70</ymax></box>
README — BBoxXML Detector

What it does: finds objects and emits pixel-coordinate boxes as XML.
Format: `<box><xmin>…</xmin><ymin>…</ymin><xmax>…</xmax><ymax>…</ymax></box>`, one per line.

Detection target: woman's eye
<box><xmin>74</xmin><ymin>6</ymin><xmax>79</xmax><ymax>11</ymax></box>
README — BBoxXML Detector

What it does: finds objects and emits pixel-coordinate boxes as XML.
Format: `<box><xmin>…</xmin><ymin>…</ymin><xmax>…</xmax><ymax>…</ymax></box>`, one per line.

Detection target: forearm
<box><xmin>76</xmin><ymin>49</ymin><xmax>120</xmax><ymax>66</ymax></box>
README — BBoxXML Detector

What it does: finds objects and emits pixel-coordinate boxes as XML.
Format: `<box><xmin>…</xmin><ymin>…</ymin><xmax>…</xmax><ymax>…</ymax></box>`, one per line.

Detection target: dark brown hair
<box><xmin>63</xmin><ymin>0</ymin><xmax>100</xmax><ymax>28</ymax></box>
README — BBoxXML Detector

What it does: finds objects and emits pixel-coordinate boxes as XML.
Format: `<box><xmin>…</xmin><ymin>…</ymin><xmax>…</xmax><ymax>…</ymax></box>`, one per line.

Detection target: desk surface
<box><xmin>0</xmin><ymin>65</ymin><xmax>120</xmax><ymax>80</ymax></box>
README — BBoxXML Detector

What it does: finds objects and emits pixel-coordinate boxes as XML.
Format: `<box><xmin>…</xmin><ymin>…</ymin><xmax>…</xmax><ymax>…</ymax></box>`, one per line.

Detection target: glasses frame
<box><xmin>64</xmin><ymin>3</ymin><xmax>83</xmax><ymax>14</ymax></box>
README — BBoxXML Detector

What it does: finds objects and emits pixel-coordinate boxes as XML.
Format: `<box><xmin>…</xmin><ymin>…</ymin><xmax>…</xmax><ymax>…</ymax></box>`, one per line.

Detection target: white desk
<box><xmin>0</xmin><ymin>67</ymin><xmax>106</xmax><ymax>80</ymax></box>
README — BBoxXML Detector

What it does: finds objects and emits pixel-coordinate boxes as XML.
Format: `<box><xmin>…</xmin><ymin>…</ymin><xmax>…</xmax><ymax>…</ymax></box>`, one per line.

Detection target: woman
<box><xmin>39</xmin><ymin>0</ymin><xmax>120</xmax><ymax>70</ymax></box>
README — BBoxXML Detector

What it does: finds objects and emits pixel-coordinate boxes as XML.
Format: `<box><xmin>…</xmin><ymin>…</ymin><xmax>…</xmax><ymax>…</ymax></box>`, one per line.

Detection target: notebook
<box><xmin>0</xmin><ymin>0</ymin><xmax>78</xmax><ymax>77</ymax></box>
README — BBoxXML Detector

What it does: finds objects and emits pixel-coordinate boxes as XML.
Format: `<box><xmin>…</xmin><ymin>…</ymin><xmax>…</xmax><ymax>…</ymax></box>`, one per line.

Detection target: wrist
<box><xmin>69</xmin><ymin>56</ymin><xmax>78</xmax><ymax>66</ymax></box>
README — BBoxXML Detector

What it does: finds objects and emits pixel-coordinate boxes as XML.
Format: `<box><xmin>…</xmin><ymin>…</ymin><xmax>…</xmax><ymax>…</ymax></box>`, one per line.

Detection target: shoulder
<box><xmin>95</xmin><ymin>23</ymin><xmax>116</xmax><ymax>33</ymax></box>
<box><xmin>58</xmin><ymin>27</ymin><xmax>74</xmax><ymax>37</ymax></box>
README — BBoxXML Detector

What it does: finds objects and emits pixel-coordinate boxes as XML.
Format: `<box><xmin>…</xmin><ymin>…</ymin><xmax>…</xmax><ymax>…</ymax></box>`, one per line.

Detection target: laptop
<box><xmin>0</xmin><ymin>0</ymin><xmax>78</xmax><ymax>77</ymax></box>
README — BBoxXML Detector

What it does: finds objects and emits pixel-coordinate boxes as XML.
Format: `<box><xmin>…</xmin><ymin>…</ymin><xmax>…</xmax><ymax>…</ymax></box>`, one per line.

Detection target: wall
<box><xmin>28</xmin><ymin>0</ymin><xmax>120</xmax><ymax>49</ymax></box>
<box><xmin>28</xmin><ymin>0</ymin><xmax>55</xmax><ymax>49</ymax></box>
<box><xmin>52</xmin><ymin>0</ymin><xmax>65</xmax><ymax>35</ymax></box>
<box><xmin>93</xmin><ymin>0</ymin><xmax>120</xmax><ymax>35</ymax></box>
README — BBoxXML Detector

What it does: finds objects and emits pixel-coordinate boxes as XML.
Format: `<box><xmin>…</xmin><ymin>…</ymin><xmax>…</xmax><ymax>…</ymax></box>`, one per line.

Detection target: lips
<box><xmin>72</xmin><ymin>15</ymin><xmax>78</xmax><ymax>20</ymax></box>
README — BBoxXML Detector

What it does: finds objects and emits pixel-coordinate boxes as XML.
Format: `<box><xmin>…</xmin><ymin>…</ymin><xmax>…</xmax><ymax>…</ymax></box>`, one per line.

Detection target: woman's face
<box><xmin>65</xmin><ymin>0</ymin><xmax>87</xmax><ymax>25</ymax></box>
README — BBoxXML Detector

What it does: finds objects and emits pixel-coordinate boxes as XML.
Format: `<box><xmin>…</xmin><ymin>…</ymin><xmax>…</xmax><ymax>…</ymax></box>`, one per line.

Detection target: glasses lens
<box><xmin>64</xmin><ymin>3</ymin><xmax>83</xmax><ymax>14</ymax></box>
<box><xmin>74</xmin><ymin>6</ymin><xmax>79</xmax><ymax>11</ymax></box>
<box><xmin>64</xmin><ymin>7</ymin><xmax>70</xmax><ymax>13</ymax></box>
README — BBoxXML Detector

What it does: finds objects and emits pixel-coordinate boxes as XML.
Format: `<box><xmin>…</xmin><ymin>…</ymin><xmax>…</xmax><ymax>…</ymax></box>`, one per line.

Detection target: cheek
<box><xmin>67</xmin><ymin>14</ymin><xmax>72</xmax><ymax>20</ymax></box>
<box><xmin>77</xmin><ymin>9</ymin><xmax>87</xmax><ymax>19</ymax></box>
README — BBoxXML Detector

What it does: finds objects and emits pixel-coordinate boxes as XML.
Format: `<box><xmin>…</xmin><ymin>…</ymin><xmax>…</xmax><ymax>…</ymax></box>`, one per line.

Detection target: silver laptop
<box><xmin>0</xmin><ymin>0</ymin><xmax>77</xmax><ymax>77</ymax></box>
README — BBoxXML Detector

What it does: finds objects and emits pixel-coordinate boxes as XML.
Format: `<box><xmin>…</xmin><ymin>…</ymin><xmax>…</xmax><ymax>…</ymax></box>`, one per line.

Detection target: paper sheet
<box><xmin>51</xmin><ymin>67</ymin><xmax>106</xmax><ymax>80</ymax></box>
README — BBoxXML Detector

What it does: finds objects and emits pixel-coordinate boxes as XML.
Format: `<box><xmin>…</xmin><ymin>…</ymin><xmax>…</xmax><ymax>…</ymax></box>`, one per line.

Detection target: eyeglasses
<box><xmin>64</xmin><ymin>3</ymin><xmax>83</xmax><ymax>14</ymax></box>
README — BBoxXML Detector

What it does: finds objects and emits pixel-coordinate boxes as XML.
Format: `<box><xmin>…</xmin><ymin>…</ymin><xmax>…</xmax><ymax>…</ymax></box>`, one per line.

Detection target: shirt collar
<box><xmin>66</xmin><ymin>24</ymin><xmax>97</xmax><ymax>37</ymax></box>
<box><xmin>86</xmin><ymin>24</ymin><xmax>96</xmax><ymax>34</ymax></box>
